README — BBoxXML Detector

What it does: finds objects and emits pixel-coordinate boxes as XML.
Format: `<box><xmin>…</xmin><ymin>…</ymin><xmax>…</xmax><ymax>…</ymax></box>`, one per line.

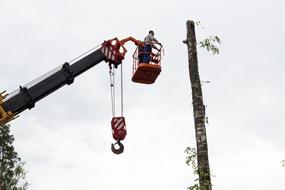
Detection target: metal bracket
<box><xmin>62</xmin><ymin>62</ymin><xmax>74</xmax><ymax>85</ymax></box>
<box><xmin>19</xmin><ymin>86</ymin><xmax>35</xmax><ymax>109</ymax></box>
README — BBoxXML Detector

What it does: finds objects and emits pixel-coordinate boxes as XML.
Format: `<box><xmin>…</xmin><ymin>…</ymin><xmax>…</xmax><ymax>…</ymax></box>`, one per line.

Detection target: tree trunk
<box><xmin>184</xmin><ymin>20</ymin><xmax>212</xmax><ymax>190</ymax></box>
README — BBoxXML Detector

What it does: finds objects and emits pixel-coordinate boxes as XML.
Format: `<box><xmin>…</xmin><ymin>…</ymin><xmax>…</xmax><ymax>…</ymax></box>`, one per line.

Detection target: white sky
<box><xmin>0</xmin><ymin>0</ymin><xmax>284</xmax><ymax>190</ymax></box>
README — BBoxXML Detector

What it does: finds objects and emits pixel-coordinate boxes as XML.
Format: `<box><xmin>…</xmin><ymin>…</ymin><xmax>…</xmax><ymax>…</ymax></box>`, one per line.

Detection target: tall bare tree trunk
<box><xmin>184</xmin><ymin>20</ymin><xmax>212</xmax><ymax>190</ymax></box>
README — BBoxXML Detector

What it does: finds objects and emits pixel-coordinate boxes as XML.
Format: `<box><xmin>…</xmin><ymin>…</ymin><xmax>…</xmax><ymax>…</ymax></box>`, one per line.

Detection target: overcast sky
<box><xmin>0</xmin><ymin>0</ymin><xmax>284</xmax><ymax>190</ymax></box>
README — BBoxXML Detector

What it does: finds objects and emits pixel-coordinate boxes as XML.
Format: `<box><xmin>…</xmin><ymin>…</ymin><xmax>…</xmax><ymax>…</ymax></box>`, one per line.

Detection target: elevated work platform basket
<box><xmin>131</xmin><ymin>44</ymin><xmax>162</xmax><ymax>84</ymax></box>
<box><xmin>132</xmin><ymin>63</ymin><xmax>161</xmax><ymax>84</ymax></box>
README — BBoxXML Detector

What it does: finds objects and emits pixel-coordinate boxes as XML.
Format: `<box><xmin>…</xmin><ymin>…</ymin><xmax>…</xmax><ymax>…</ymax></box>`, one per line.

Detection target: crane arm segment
<box><xmin>0</xmin><ymin>37</ymin><xmax>130</xmax><ymax>125</ymax></box>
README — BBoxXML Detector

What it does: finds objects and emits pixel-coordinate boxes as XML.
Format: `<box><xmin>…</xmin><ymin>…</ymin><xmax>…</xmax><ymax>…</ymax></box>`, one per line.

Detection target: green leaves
<box><xmin>187</xmin><ymin>183</ymin><xmax>199</xmax><ymax>190</ymax></box>
<box><xmin>185</xmin><ymin>147</ymin><xmax>212</xmax><ymax>190</ymax></box>
<box><xmin>194</xmin><ymin>21</ymin><xmax>221</xmax><ymax>55</ymax></box>
<box><xmin>185</xmin><ymin>147</ymin><xmax>197</xmax><ymax>170</ymax></box>
<box><xmin>214</xmin><ymin>36</ymin><xmax>221</xmax><ymax>44</ymax></box>
<box><xmin>185</xmin><ymin>147</ymin><xmax>200</xmax><ymax>190</ymax></box>
<box><xmin>199</xmin><ymin>36</ymin><xmax>221</xmax><ymax>55</ymax></box>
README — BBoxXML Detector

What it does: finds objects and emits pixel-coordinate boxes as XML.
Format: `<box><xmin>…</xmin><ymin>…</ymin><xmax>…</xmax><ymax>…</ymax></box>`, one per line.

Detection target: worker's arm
<box><xmin>151</xmin><ymin>44</ymin><xmax>160</xmax><ymax>50</ymax></box>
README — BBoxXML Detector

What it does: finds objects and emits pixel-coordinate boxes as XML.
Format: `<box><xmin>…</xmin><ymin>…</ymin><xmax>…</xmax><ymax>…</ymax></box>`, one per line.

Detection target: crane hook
<box><xmin>111</xmin><ymin>140</ymin><xmax>124</xmax><ymax>154</ymax></box>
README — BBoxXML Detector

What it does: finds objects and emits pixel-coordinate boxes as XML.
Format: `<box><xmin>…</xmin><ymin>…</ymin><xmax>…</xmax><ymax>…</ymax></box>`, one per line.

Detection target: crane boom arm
<box><xmin>3</xmin><ymin>49</ymin><xmax>105</xmax><ymax>114</ymax></box>
<box><xmin>0</xmin><ymin>37</ymin><xmax>131</xmax><ymax>125</ymax></box>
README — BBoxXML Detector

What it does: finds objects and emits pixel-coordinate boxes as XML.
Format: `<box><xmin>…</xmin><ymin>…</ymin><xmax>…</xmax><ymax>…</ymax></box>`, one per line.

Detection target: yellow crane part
<box><xmin>0</xmin><ymin>91</ymin><xmax>16</xmax><ymax>125</ymax></box>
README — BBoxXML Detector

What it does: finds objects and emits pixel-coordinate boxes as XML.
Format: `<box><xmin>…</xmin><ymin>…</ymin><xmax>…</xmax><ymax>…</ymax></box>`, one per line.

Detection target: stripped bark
<box><xmin>184</xmin><ymin>20</ymin><xmax>212</xmax><ymax>190</ymax></box>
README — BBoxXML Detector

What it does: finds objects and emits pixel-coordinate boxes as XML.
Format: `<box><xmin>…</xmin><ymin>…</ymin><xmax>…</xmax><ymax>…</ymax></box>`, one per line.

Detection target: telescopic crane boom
<box><xmin>0</xmin><ymin>37</ymin><xmax>163</xmax><ymax>154</ymax></box>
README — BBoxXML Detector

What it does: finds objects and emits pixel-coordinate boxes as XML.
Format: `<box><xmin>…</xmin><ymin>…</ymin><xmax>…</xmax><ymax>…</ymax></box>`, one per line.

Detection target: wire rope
<box><xmin>120</xmin><ymin>63</ymin><xmax>124</xmax><ymax>117</ymax></box>
<box><xmin>109</xmin><ymin>66</ymin><xmax>116</xmax><ymax>117</ymax></box>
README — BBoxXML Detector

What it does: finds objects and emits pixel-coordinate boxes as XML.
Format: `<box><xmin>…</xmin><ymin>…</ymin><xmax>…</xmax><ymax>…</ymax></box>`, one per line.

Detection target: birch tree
<box><xmin>184</xmin><ymin>20</ymin><xmax>212</xmax><ymax>190</ymax></box>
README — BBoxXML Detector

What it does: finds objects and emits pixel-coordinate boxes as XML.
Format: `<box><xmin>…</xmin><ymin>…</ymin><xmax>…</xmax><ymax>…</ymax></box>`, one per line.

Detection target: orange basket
<box><xmin>132</xmin><ymin>43</ymin><xmax>162</xmax><ymax>84</ymax></box>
